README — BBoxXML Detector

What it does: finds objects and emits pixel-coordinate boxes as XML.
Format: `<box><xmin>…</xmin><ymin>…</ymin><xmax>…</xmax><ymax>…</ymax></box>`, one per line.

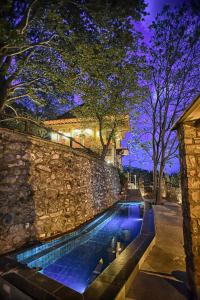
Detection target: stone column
<box><xmin>178</xmin><ymin>123</ymin><xmax>200</xmax><ymax>300</ymax></box>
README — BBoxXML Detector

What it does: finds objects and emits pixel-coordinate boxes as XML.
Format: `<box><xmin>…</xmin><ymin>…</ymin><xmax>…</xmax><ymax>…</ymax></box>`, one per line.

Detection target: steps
<box><xmin>127</xmin><ymin>189</ymin><xmax>143</xmax><ymax>201</ymax></box>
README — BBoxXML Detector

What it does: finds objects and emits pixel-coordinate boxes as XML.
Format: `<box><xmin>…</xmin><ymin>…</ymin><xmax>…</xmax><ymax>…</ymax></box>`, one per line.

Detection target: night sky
<box><xmin>123</xmin><ymin>0</ymin><xmax>186</xmax><ymax>173</ymax></box>
<box><xmin>136</xmin><ymin>0</ymin><xmax>186</xmax><ymax>41</ymax></box>
<box><xmin>146</xmin><ymin>0</ymin><xmax>185</xmax><ymax>21</ymax></box>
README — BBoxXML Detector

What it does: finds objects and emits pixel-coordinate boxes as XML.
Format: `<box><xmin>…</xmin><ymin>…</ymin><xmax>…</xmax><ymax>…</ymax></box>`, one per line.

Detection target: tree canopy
<box><xmin>0</xmin><ymin>0</ymin><xmax>146</xmax><ymax>115</ymax></box>
<box><xmin>71</xmin><ymin>23</ymin><xmax>146</xmax><ymax>159</ymax></box>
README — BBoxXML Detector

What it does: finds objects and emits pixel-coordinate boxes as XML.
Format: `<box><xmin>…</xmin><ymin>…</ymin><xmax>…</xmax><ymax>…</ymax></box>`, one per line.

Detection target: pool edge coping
<box><xmin>84</xmin><ymin>202</ymin><xmax>155</xmax><ymax>300</ymax></box>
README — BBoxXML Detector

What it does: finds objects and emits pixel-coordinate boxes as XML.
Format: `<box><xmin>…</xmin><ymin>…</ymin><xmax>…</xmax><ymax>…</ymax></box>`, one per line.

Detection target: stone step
<box><xmin>127</xmin><ymin>189</ymin><xmax>143</xmax><ymax>201</ymax></box>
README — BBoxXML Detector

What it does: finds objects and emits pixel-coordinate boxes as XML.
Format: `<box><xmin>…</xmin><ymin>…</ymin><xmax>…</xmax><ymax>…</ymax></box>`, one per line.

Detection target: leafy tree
<box><xmin>0</xmin><ymin>0</ymin><xmax>81</xmax><ymax>114</ymax></box>
<box><xmin>169</xmin><ymin>172</ymin><xmax>180</xmax><ymax>187</ymax></box>
<box><xmin>71</xmin><ymin>22</ymin><xmax>146</xmax><ymax>159</ymax></box>
<box><xmin>0</xmin><ymin>0</ymin><xmax>146</xmax><ymax>115</ymax></box>
<box><xmin>130</xmin><ymin>4</ymin><xmax>200</xmax><ymax>203</ymax></box>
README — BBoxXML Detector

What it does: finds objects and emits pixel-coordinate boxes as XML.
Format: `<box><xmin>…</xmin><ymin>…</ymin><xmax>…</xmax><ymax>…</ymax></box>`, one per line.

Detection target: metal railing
<box><xmin>0</xmin><ymin>114</ymin><xmax>100</xmax><ymax>158</ymax></box>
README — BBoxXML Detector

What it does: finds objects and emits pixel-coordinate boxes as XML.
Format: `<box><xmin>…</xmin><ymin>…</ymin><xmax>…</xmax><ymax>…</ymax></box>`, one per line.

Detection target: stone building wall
<box><xmin>178</xmin><ymin>123</ymin><xmax>200</xmax><ymax>299</ymax></box>
<box><xmin>0</xmin><ymin>128</ymin><xmax>120</xmax><ymax>255</ymax></box>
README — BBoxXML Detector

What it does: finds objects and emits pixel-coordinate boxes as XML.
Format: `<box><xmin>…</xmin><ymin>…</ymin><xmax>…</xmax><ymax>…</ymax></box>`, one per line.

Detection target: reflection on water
<box><xmin>39</xmin><ymin>204</ymin><xmax>143</xmax><ymax>293</ymax></box>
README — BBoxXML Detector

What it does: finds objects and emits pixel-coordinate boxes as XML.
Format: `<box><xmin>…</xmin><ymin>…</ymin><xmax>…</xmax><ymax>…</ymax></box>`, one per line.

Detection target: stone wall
<box><xmin>178</xmin><ymin>123</ymin><xmax>200</xmax><ymax>299</ymax></box>
<box><xmin>0</xmin><ymin>128</ymin><xmax>120</xmax><ymax>255</ymax></box>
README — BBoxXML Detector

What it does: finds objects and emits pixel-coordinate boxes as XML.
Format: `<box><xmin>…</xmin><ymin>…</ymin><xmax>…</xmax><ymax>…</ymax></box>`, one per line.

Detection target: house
<box><xmin>44</xmin><ymin>107</ymin><xmax>130</xmax><ymax>168</ymax></box>
<box><xmin>173</xmin><ymin>94</ymin><xmax>200</xmax><ymax>300</ymax></box>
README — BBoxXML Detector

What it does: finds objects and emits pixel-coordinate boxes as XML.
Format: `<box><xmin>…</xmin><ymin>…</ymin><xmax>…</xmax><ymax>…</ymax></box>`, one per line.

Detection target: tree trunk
<box><xmin>152</xmin><ymin>154</ymin><xmax>159</xmax><ymax>203</ymax></box>
<box><xmin>0</xmin><ymin>99</ymin><xmax>5</xmax><ymax>114</ymax></box>
<box><xmin>97</xmin><ymin>115</ymin><xmax>106</xmax><ymax>157</ymax></box>
<box><xmin>0</xmin><ymin>93</ymin><xmax>7</xmax><ymax>114</ymax></box>
<box><xmin>156</xmin><ymin>165</ymin><xmax>164</xmax><ymax>204</ymax></box>
<box><xmin>0</xmin><ymin>76</ymin><xmax>8</xmax><ymax>114</ymax></box>
<box><xmin>101</xmin><ymin>144</ymin><xmax>109</xmax><ymax>160</ymax></box>
<box><xmin>100</xmin><ymin>124</ymin><xmax>116</xmax><ymax>160</ymax></box>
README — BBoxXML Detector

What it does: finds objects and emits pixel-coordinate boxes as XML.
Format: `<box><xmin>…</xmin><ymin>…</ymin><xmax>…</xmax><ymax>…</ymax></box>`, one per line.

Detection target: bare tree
<box><xmin>130</xmin><ymin>4</ymin><xmax>200</xmax><ymax>203</ymax></box>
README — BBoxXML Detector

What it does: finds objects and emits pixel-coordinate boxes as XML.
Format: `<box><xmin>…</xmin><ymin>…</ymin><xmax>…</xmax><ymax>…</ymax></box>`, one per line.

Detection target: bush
<box><xmin>118</xmin><ymin>169</ymin><xmax>128</xmax><ymax>190</ymax></box>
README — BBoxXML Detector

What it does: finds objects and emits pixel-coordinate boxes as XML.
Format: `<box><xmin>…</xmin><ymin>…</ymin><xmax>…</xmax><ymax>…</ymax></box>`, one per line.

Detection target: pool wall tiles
<box><xmin>17</xmin><ymin>208</ymin><xmax>119</xmax><ymax>269</ymax></box>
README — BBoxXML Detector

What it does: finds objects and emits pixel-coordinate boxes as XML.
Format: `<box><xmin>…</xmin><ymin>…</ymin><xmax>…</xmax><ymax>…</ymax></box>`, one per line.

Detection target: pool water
<box><xmin>16</xmin><ymin>203</ymin><xmax>143</xmax><ymax>293</ymax></box>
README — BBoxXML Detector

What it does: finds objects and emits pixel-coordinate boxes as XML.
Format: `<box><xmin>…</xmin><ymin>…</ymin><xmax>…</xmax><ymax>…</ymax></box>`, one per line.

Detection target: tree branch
<box><xmin>7</xmin><ymin>94</ymin><xmax>30</xmax><ymax>102</ymax></box>
<box><xmin>8</xmin><ymin>78</ymin><xmax>42</xmax><ymax>92</ymax></box>
<box><xmin>20</xmin><ymin>0</ymin><xmax>39</xmax><ymax>35</ymax></box>
<box><xmin>6</xmin><ymin>36</ymin><xmax>55</xmax><ymax>57</ymax></box>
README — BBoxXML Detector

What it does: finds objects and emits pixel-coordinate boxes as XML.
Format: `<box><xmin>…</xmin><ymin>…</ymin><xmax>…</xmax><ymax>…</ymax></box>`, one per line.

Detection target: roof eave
<box><xmin>172</xmin><ymin>93</ymin><xmax>200</xmax><ymax>130</ymax></box>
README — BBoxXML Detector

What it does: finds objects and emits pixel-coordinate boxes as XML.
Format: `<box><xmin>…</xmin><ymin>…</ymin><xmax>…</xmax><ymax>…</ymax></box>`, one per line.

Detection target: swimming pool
<box><xmin>16</xmin><ymin>202</ymin><xmax>143</xmax><ymax>294</ymax></box>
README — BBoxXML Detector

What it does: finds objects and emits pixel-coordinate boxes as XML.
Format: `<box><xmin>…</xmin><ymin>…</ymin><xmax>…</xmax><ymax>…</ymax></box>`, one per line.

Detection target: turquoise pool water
<box><xmin>16</xmin><ymin>202</ymin><xmax>143</xmax><ymax>293</ymax></box>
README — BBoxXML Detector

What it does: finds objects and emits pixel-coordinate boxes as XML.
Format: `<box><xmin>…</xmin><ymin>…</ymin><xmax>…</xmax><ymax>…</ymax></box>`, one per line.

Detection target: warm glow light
<box><xmin>84</xmin><ymin>128</ymin><xmax>93</xmax><ymax>136</ymax></box>
<box><xmin>65</xmin><ymin>132</ymin><xmax>71</xmax><ymax>137</ymax></box>
<box><xmin>51</xmin><ymin>132</ymin><xmax>58</xmax><ymax>141</ymax></box>
<box><xmin>58</xmin><ymin>131</ymin><xmax>70</xmax><ymax>140</ymax></box>
<box><xmin>72</xmin><ymin>129</ymin><xmax>81</xmax><ymax>136</ymax></box>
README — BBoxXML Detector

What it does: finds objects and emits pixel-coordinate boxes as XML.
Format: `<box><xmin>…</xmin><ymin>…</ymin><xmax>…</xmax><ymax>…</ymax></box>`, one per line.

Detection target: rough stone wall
<box><xmin>0</xmin><ymin>128</ymin><xmax>120</xmax><ymax>255</ymax></box>
<box><xmin>178</xmin><ymin>123</ymin><xmax>200</xmax><ymax>299</ymax></box>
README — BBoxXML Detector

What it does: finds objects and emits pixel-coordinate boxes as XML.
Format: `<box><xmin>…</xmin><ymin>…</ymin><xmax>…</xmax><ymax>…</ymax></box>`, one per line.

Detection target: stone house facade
<box><xmin>173</xmin><ymin>95</ymin><xmax>200</xmax><ymax>299</ymax></box>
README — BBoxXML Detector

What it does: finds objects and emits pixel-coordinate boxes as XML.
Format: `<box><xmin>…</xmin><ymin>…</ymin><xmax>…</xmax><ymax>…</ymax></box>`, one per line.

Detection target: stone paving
<box><xmin>126</xmin><ymin>203</ymin><xmax>192</xmax><ymax>300</ymax></box>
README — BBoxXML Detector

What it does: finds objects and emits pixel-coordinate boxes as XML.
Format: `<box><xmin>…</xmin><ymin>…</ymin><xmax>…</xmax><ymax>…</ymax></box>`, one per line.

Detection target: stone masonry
<box><xmin>0</xmin><ymin>128</ymin><xmax>120</xmax><ymax>255</ymax></box>
<box><xmin>178</xmin><ymin>123</ymin><xmax>200</xmax><ymax>300</ymax></box>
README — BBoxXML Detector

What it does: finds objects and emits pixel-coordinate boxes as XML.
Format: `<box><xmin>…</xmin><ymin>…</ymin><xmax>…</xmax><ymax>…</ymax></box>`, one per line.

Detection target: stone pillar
<box><xmin>178</xmin><ymin>123</ymin><xmax>200</xmax><ymax>300</ymax></box>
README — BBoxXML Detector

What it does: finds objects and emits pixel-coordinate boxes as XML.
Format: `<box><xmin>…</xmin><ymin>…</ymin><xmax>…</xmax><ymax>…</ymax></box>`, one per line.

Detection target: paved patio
<box><xmin>126</xmin><ymin>204</ymin><xmax>192</xmax><ymax>300</ymax></box>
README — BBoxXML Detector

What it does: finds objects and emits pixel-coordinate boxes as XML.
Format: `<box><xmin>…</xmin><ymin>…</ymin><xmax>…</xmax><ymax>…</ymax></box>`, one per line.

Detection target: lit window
<box><xmin>72</xmin><ymin>129</ymin><xmax>81</xmax><ymax>137</ymax></box>
<box><xmin>51</xmin><ymin>132</ymin><xmax>58</xmax><ymax>142</ymax></box>
<box><xmin>84</xmin><ymin>128</ymin><xmax>93</xmax><ymax>136</ymax></box>
<box><xmin>65</xmin><ymin>132</ymin><xmax>71</xmax><ymax>138</ymax></box>
<box><xmin>58</xmin><ymin>131</ymin><xmax>66</xmax><ymax>139</ymax></box>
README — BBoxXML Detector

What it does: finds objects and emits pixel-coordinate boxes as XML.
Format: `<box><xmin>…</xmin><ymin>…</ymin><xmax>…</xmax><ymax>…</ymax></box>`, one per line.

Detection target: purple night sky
<box><xmin>122</xmin><ymin>0</ymin><xmax>186</xmax><ymax>174</ymax></box>
<box><xmin>135</xmin><ymin>0</ymin><xmax>185</xmax><ymax>40</ymax></box>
